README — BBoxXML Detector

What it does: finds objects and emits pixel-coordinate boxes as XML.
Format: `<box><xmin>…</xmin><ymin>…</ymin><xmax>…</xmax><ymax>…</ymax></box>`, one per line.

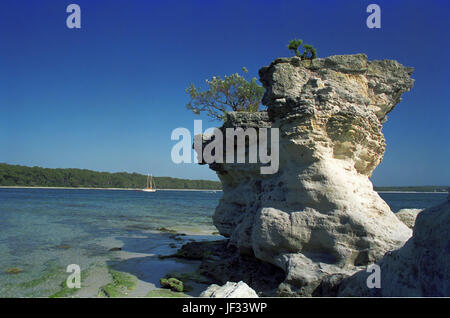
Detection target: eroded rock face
<box><xmin>338</xmin><ymin>194</ymin><xmax>450</xmax><ymax>296</ymax></box>
<box><xmin>199</xmin><ymin>54</ymin><xmax>415</xmax><ymax>296</ymax></box>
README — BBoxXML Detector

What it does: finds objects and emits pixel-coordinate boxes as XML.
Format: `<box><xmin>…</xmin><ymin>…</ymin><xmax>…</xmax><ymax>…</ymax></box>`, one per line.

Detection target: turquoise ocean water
<box><xmin>0</xmin><ymin>188</ymin><xmax>447</xmax><ymax>297</ymax></box>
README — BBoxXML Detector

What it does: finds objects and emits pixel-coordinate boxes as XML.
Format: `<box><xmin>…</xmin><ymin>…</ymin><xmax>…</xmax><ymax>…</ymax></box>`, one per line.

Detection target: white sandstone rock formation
<box><xmin>338</xmin><ymin>193</ymin><xmax>450</xmax><ymax>296</ymax></box>
<box><xmin>200</xmin><ymin>281</ymin><xmax>259</xmax><ymax>298</ymax></box>
<box><xmin>198</xmin><ymin>54</ymin><xmax>415</xmax><ymax>296</ymax></box>
<box><xmin>395</xmin><ymin>208</ymin><xmax>423</xmax><ymax>229</ymax></box>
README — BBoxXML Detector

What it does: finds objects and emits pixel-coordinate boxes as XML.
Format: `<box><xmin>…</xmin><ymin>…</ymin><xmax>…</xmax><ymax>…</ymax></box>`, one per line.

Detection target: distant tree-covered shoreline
<box><xmin>0</xmin><ymin>163</ymin><xmax>447</xmax><ymax>192</ymax></box>
<box><xmin>373</xmin><ymin>186</ymin><xmax>448</xmax><ymax>193</ymax></box>
<box><xmin>0</xmin><ymin>163</ymin><xmax>222</xmax><ymax>190</ymax></box>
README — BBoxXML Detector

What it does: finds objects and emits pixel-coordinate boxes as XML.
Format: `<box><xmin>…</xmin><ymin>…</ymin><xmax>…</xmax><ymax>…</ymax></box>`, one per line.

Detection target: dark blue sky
<box><xmin>0</xmin><ymin>0</ymin><xmax>449</xmax><ymax>185</ymax></box>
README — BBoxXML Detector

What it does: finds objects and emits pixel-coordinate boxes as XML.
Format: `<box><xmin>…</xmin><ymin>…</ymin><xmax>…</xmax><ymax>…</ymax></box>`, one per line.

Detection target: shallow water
<box><xmin>0</xmin><ymin>188</ymin><xmax>446</xmax><ymax>297</ymax></box>
<box><xmin>0</xmin><ymin>188</ymin><xmax>220</xmax><ymax>297</ymax></box>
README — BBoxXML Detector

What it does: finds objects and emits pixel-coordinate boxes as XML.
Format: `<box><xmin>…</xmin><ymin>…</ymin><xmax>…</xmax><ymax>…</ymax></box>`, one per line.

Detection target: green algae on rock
<box><xmin>50</xmin><ymin>269</ymin><xmax>89</xmax><ymax>298</ymax></box>
<box><xmin>98</xmin><ymin>269</ymin><xmax>137</xmax><ymax>297</ymax></box>
<box><xmin>160</xmin><ymin>277</ymin><xmax>184</xmax><ymax>292</ymax></box>
<box><xmin>165</xmin><ymin>270</ymin><xmax>211</xmax><ymax>285</ymax></box>
<box><xmin>18</xmin><ymin>267</ymin><xmax>61</xmax><ymax>289</ymax></box>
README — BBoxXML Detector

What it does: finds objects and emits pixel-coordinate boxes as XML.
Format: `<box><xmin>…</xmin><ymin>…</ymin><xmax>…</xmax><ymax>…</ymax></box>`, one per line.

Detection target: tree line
<box><xmin>373</xmin><ymin>186</ymin><xmax>448</xmax><ymax>193</ymax></box>
<box><xmin>1</xmin><ymin>164</ymin><xmax>445</xmax><ymax>193</ymax></box>
<box><xmin>0</xmin><ymin>163</ymin><xmax>222</xmax><ymax>190</ymax></box>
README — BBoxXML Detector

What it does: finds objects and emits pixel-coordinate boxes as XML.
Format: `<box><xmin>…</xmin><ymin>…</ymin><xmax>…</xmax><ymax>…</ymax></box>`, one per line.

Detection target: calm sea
<box><xmin>0</xmin><ymin>188</ymin><xmax>446</xmax><ymax>297</ymax></box>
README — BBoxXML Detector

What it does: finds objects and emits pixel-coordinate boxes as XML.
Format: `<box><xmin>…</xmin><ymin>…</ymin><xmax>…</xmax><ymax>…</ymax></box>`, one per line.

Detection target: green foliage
<box><xmin>287</xmin><ymin>38</ymin><xmax>303</xmax><ymax>57</ymax></box>
<box><xmin>186</xmin><ymin>67</ymin><xmax>264</xmax><ymax>121</ymax></box>
<box><xmin>287</xmin><ymin>38</ymin><xmax>317</xmax><ymax>60</ymax></box>
<box><xmin>302</xmin><ymin>44</ymin><xmax>317</xmax><ymax>60</ymax></box>
<box><xmin>0</xmin><ymin>163</ymin><xmax>222</xmax><ymax>190</ymax></box>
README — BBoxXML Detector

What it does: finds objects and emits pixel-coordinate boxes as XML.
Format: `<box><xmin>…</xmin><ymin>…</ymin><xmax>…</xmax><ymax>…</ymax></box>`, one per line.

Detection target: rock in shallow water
<box><xmin>167</xmin><ymin>240</ymin><xmax>285</xmax><ymax>296</ymax></box>
<box><xmin>197</xmin><ymin>54</ymin><xmax>415</xmax><ymax>296</ymax></box>
<box><xmin>200</xmin><ymin>281</ymin><xmax>259</xmax><ymax>298</ymax></box>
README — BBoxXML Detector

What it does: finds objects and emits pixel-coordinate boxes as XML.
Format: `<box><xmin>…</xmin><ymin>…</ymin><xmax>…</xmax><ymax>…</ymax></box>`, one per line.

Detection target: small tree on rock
<box><xmin>186</xmin><ymin>68</ymin><xmax>264</xmax><ymax>121</ymax></box>
<box><xmin>287</xmin><ymin>38</ymin><xmax>318</xmax><ymax>60</ymax></box>
<box><xmin>302</xmin><ymin>44</ymin><xmax>317</xmax><ymax>60</ymax></box>
<box><xmin>287</xmin><ymin>38</ymin><xmax>304</xmax><ymax>57</ymax></box>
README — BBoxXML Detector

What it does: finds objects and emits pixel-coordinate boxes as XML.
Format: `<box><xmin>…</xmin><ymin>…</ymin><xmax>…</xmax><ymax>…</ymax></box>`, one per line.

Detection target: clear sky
<box><xmin>0</xmin><ymin>0</ymin><xmax>449</xmax><ymax>186</ymax></box>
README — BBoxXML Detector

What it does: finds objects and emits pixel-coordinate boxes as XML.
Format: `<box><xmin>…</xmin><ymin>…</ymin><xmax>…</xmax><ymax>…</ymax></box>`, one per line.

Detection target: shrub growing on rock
<box><xmin>302</xmin><ymin>44</ymin><xmax>317</xmax><ymax>60</ymax></box>
<box><xmin>186</xmin><ymin>67</ymin><xmax>264</xmax><ymax>121</ymax></box>
<box><xmin>287</xmin><ymin>38</ymin><xmax>317</xmax><ymax>60</ymax></box>
<box><xmin>287</xmin><ymin>38</ymin><xmax>303</xmax><ymax>57</ymax></box>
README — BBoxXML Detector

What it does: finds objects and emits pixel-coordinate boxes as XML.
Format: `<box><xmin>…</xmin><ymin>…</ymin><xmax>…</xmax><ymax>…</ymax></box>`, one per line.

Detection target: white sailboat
<box><xmin>141</xmin><ymin>174</ymin><xmax>156</xmax><ymax>192</ymax></box>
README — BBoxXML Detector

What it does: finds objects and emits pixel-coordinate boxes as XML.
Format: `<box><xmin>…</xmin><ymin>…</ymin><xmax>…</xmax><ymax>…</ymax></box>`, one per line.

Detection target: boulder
<box><xmin>338</xmin><ymin>194</ymin><xmax>450</xmax><ymax>296</ymax></box>
<box><xmin>200</xmin><ymin>281</ymin><xmax>259</xmax><ymax>298</ymax></box>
